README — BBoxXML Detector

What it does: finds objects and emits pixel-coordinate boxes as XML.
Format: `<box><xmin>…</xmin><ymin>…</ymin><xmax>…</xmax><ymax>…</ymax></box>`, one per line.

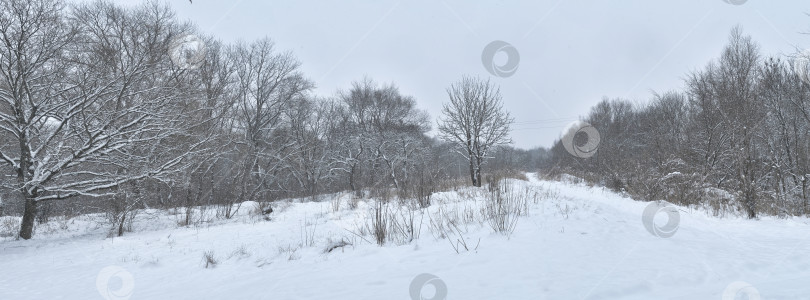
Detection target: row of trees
<box><xmin>551</xmin><ymin>27</ymin><xmax>810</xmax><ymax>218</ymax></box>
<box><xmin>0</xmin><ymin>0</ymin><xmax>521</xmax><ymax>239</ymax></box>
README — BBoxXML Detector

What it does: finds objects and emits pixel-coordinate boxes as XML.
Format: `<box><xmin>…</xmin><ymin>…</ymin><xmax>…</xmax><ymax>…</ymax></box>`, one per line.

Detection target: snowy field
<box><xmin>1</xmin><ymin>174</ymin><xmax>809</xmax><ymax>299</ymax></box>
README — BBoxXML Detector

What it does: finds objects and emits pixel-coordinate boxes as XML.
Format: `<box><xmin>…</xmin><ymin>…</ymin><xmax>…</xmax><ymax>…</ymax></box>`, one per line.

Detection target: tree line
<box><xmin>0</xmin><ymin>0</ymin><xmax>536</xmax><ymax>239</ymax></box>
<box><xmin>550</xmin><ymin>27</ymin><xmax>810</xmax><ymax>219</ymax></box>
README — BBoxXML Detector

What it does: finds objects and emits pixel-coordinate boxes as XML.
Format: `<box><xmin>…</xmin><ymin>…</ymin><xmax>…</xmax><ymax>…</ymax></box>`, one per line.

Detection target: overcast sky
<box><xmin>160</xmin><ymin>0</ymin><xmax>810</xmax><ymax>149</ymax></box>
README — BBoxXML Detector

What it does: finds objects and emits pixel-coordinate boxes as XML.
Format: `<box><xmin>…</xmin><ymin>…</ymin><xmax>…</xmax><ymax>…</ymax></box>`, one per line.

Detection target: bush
<box><xmin>203</xmin><ymin>250</ymin><xmax>218</xmax><ymax>268</ymax></box>
<box><xmin>0</xmin><ymin>217</ymin><xmax>20</xmax><ymax>238</ymax></box>
<box><xmin>483</xmin><ymin>179</ymin><xmax>531</xmax><ymax>236</ymax></box>
<box><xmin>371</xmin><ymin>201</ymin><xmax>387</xmax><ymax>245</ymax></box>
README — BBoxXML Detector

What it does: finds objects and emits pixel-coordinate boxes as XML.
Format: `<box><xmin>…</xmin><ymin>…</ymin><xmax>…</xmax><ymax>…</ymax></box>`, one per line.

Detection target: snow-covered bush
<box><xmin>203</xmin><ymin>251</ymin><xmax>218</xmax><ymax>268</ymax></box>
<box><xmin>323</xmin><ymin>238</ymin><xmax>352</xmax><ymax>253</ymax></box>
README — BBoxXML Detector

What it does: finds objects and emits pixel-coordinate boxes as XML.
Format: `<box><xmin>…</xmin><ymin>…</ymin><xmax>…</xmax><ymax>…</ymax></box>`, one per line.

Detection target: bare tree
<box><xmin>227</xmin><ymin>37</ymin><xmax>313</xmax><ymax>205</ymax></box>
<box><xmin>686</xmin><ymin>27</ymin><xmax>765</xmax><ymax>218</ymax></box>
<box><xmin>0</xmin><ymin>0</ymin><xmax>210</xmax><ymax>239</ymax></box>
<box><xmin>438</xmin><ymin>76</ymin><xmax>513</xmax><ymax>187</ymax></box>
<box><xmin>280</xmin><ymin>95</ymin><xmax>338</xmax><ymax>198</ymax></box>
<box><xmin>334</xmin><ymin>78</ymin><xmax>430</xmax><ymax>193</ymax></box>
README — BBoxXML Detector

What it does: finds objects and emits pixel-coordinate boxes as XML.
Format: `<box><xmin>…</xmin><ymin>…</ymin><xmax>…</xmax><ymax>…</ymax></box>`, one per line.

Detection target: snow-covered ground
<box><xmin>2</xmin><ymin>174</ymin><xmax>809</xmax><ymax>299</ymax></box>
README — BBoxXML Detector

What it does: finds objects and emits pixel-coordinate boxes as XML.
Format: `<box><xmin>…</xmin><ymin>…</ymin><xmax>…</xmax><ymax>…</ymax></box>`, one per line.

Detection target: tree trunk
<box><xmin>19</xmin><ymin>192</ymin><xmax>37</xmax><ymax>239</ymax></box>
<box><xmin>475</xmin><ymin>156</ymin><xmax>483</xmax><ymax>187</ymax></box>
<box><xmin>17</xmin><ymin>131</ymin><xmax>36</xmax><ymax>239</ymax></box>
<box><xmin>349</xmin><ymin>164</ymin><xmax>360</xmax><ymax>197</ymax></box>
<box><xmin>118</xmin><ymin>212</ymin><xmax>126</xmax><ymax>237</ymax></box>
<box><xmin>802</xmin><ymin>175</ymin><xmax>807</xmax><ymax>215</ymax></box>
<box><xmin>468</xmin><ymin>158</ymin><xmax>477</xmax><ymax>187</ymax></box>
